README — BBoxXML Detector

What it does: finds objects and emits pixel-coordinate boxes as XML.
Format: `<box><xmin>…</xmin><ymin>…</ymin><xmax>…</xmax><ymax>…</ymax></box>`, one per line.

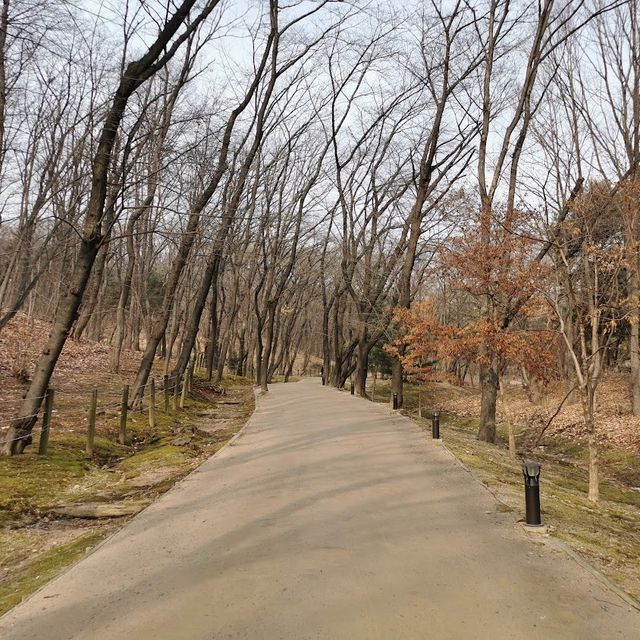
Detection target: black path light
<box><xmin>431</xmin><ymin>411</ymin><xmax>441</xmax><ymax>440</ymax></box>
<box><xmin>522</xmin><ymin>462</ymin><xmax>543</xmax><ymax>527</ymax></box>
<box><xmin>392</xmin><ymin>392</ymin><xmax>398</xmax><ymax>410</ymax></box>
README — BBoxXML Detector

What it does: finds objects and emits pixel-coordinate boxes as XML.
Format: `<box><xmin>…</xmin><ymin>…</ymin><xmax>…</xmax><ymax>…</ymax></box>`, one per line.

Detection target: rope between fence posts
<box><xmin>0</xmin><ymin>394</ymin><xmax>48</xmax><ymax>405</ymax></box>
<box><xmin>0</xmin><ymin>430</ymin><xmax>42</xmax><ymax>443</ymax></box>
<box><xmin>0</xmin><ymin>412</ymin><xmax>41</xmax><ymax>426</ymax></box>
<box><xmin>1</xmin><ymin>376</ymin><xmax>187</xmax><ymax>433</ymax></box>
<box><xmin>100</xmin><ymin>402</ymin><xmax>124</xmax><ymax>411</ymax></box>
<box><xmin>87</xmin><ymin>379</ymin><xmax>171</xmax><ymax>399</ymax></box>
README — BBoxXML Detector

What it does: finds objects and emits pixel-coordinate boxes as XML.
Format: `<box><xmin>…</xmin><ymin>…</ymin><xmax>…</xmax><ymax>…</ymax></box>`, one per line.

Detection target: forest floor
<box><xmin>0</xmin><ymin>315</ymin><xmax>255</xmax><ymax>615</ymax></box>
<box><xmin>367</xmin><ymin>378</ymin><xmax>640</xmax><ymax>605</ymax></box>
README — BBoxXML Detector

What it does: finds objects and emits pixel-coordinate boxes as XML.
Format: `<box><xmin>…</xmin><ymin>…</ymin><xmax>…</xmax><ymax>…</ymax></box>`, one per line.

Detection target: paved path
<box><xmin>2</xmin><ymin>379</ymin><xmax>639</xmax><ymax>639</ymax></box>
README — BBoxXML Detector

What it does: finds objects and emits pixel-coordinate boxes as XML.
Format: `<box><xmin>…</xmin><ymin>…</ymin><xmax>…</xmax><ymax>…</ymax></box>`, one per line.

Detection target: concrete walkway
<box><xmin>2</xmin><ymin>379</ymin><xmax>639</xmax><ymax>639</ymax></box>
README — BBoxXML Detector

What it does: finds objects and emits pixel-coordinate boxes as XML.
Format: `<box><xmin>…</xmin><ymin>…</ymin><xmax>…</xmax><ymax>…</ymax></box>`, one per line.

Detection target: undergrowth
<box><xmin>0</xmin><ymin>376</ymin><xmax>255</xmax><ymax>616</ymax></box>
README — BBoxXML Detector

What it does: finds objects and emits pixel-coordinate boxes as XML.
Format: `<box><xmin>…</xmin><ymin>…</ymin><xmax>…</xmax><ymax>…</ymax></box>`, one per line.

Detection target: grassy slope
<box><xmin>0</xmin><ymin>376</ymin><xmax>255</xmax><ymax>616</ymax></box>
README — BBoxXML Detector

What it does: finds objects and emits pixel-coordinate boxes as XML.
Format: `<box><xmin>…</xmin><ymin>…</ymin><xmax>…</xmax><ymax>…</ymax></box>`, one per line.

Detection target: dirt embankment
<box><xmin>436</xmin><ymin>374</ymin><xmax>640</xmax><ymax>455</ymax></box>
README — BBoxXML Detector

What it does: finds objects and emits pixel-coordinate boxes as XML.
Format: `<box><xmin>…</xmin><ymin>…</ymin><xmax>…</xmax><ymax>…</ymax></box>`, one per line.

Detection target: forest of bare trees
<box><xmin>1</xmin><ymin>0</ymin><xmax>640</xmax><ymax>504</ymax></box>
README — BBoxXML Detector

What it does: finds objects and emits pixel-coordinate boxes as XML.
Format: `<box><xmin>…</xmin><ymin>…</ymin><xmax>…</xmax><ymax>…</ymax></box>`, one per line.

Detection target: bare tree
<box><xmin>4</xmin><ymin>0</ymin><xmax>224</xmax><ymax>454</ymax></box>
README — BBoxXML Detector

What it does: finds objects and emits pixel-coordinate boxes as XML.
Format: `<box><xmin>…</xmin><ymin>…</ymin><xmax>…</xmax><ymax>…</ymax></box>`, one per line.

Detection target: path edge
<box><xmin>338</xmin><ymin>386</ymin><xmax>640</xmax><ymax>613</ymax></box>
<box><xmin>0</xmin><ymin>388</ymin><xmax>261</xmax><ymax>626</ymax></box>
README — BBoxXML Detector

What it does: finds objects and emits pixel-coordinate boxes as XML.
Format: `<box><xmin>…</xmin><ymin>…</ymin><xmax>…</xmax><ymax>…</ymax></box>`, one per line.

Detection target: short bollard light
<box><xmin>432</xmin><ymin>412</ymin><xmax>440</xmax><ymax>439</ymax></box>
<box><xmin>522</xmin><ymin>462</ymin><xmax>543</xmax><ymax>527</ymax></box>
<box><xmin>392</xmin><ymin>392</ymin><xmax>398</xmax><ymax>410</ymax></box>
<box><xmin>321</xmin><ymin>375</ymin><xmax>326</xmax><ymax>386</ymax></box>
<box><xmin>350</xmin><ymin>381</ymin><xmax>355</xmax><ymax>395</ymax></box>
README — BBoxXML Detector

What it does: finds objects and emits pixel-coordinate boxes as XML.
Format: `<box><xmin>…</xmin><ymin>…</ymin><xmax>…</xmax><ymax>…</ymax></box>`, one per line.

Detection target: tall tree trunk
<box><xmin>4</xmin><ymin>240</ymin><xmax>99</xmax><ymax>453</ymax></box>
<box><xmin>174</xmin><ymin>254</ymin><xmax>221</xmax><ymax>383</ymax></box>
<box><xmin>331</xmin><ymin>302</ymin><xmax>345</xmax><ymax>387</ymax></box>
<box><xmin>74</xmin><ymin>241</ymin><xmax>109</xmax><ymax>340</ymax></box>
<box><xmin>629</xmin><ymin>262</ymin><xmax>640</xmax><ymax>414</ymax></box>
<box><xmin>255</xmin><ymin>318</ymin><xmax>264</xmax><ymax>386</ymax></box>
<box><xmin>130</xmin><ymin>208</ymin><xmax>201</xmax><ymax>403</ymax></box>
<box><xmin>581</xmin><ymin>386</ymin><xmax>599</xmax><ymax>503</ymax></box>
<box><xmin>215</xmin><ymin>326</ymin><xmax>231</xmax><ymax>383</ymax></box>
<box><xmin>498</xmin><ymin>378</ymin><xmax>517</xmax><ymax>459</ymax></box>
<box><xmin>355</xmin><ymin>338</ymin><xmax>371</xmax><ymax>397</ymax></box>
<box><xmin>206</xmin><ymin>284</ymin><xmax>219</xmax><ymax>380</ymax></box>
<box><xmin>322</xmin><ymin>303</ymin><xmax>331</xmax><ymax>383</ymax></box>
<box><xmin>236</xmin><ymin>329</ymin><xmax>246</xmax><ymax>376</ymax></box>
<box><xmin>391</xmin><ymin>358</ymin><xmax>403</xmax><ymax>408</ymax></box>
<box><xmin>0</xmin><ymin>0</ymin><xmax>8</xmax><ymax>182</ymax></box>
<box><xmin>111</xmin><ymin>231</ymin><xmax>137</xmax><ymax>371</ymax></box>
<box><xmin>260</xmin><ymin>302</ymin><xmax>277</xmax><ymax>393</ymax></box>
<box><xmin>478</xmin><ymin>360</ymin><xmax>498</xmax><ymax>443</ymax></box>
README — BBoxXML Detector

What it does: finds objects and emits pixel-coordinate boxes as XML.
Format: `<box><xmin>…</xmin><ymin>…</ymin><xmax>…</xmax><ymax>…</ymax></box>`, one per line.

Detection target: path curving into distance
<box><xmin>1</xmin><ymin>378</ymin><xmax>639</xmax><ymax>639</ymax></box>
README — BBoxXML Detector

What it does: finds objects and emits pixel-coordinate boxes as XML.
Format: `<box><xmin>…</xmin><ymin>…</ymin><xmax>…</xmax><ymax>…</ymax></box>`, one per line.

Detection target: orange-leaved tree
<box><xmin>436</xmin><ymin>209</ymin><xmax>559</xmax><ymax>444</ymax></box>
<box><xmin>392</xmin><ymin>210</ymin><xmax>558</xmax><ymax>456</ymax></box>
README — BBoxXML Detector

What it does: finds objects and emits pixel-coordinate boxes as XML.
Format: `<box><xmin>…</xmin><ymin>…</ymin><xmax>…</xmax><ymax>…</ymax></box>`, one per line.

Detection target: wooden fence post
<box><xmin>119</xmin><ymin>385</ymin><xmax>129</xmax><ymax>445</ymax></box>
<box><xmin>172</xmin><ymin>376</ymin><xmax>180</xmax><ymax>411</ymax></box>
<box><xmin>180</xmin><ymin>371</ymin><xmax>187</xmax><ymax>409</ymax></box>
<box><xmin>86</xmin><ymin>388</ymin><xmax>98</xmax><ymax>456</ymax></box>
<box><xmin>148</xmin><ymin>378</ymin><xmax>156</xmax><ymax>429</ymax></box>
<box><xmin>188</xmin><ymin>358</ymin><xmax>195</xmax><ymax>394</ymax></box>
<box><xmin>38</xmin><ymin>388</ymin><xmax>54</xmax><ymax>455</ymax></box>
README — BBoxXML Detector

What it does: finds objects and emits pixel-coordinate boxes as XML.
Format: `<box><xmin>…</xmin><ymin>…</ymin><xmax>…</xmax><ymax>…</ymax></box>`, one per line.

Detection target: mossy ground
<box><xmin>366</xmin><ymin>378</ymin><xmax>640</xmax><ymax>603</ymax></box>
<box><xmin>0</xmin><ymin>375</ymin><xmax>255</xmax><ymax>616</ymax></box>
<box><xmin>0</xmin><ymin>530</ymin><xmax>111</xmax><ymax>615</ymax></box>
